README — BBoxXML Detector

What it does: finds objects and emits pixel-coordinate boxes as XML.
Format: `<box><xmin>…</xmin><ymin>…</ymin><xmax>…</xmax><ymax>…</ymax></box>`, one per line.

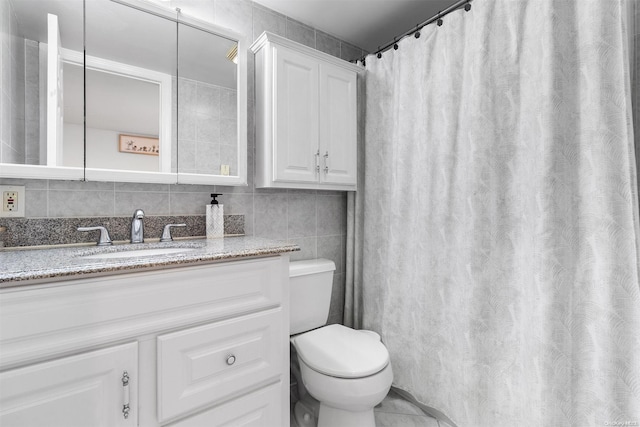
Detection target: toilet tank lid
<box><xmin>289</xmin><ymin>259</ymin><xmax>336</xmax><ymax>277</ymax></box>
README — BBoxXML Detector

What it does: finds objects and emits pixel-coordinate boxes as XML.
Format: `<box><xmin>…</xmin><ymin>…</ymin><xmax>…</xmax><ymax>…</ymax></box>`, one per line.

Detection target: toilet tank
<box><xmin>289</xmin><ymin>259</ymin><xmax>335</xmax><ymax>335</ymax></box>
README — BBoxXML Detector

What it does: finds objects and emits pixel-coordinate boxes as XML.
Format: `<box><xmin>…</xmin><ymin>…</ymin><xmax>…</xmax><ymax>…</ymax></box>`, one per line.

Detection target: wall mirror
<box><xmin>0</xmin><ymin>0</ymin><xmax>248</xmax><ymax>186</ymax></box>
<box><xmin>176</xmin><ymin>22</ymin><xmax>245</xmax><ymax>184</ymax></box>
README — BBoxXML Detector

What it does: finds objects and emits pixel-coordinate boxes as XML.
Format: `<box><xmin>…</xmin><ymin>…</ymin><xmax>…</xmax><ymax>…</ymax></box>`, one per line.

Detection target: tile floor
<box><xmin>374</xmin><ymin>389</ymin><xmax>443</xmax><ymax>427</ymax></box>
<box><xmin>291</xmin><ymin>389</ymin><xmax>450</xmax><ymax>427</ymax></box>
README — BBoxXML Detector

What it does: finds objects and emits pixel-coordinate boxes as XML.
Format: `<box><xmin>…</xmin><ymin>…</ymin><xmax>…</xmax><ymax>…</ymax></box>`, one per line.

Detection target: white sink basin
<box><xmin>81</xmin><ymin>247</ymin><xmax>196</xmax><ymax>260</ymax></box>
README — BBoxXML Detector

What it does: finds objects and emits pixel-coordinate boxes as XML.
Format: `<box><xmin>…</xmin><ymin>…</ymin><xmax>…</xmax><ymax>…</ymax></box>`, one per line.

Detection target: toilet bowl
<box><xmin>289</xmin><ymin>259</ymin><xmax>393</xmax><ymax>427</ymax></box>
<box><xmin>299</xmin><ymin>359</ymin><xmax>393</xmax><ymax>427</ymax></box>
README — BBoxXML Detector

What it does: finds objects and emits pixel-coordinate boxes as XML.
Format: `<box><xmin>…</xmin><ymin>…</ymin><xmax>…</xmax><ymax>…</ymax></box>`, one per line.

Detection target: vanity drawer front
<box><xmin>167</xmin><ymin>382</ymin><xmax>282</xmax><ymax>427</ymax></box>
<box><xmin>157</xmin><ymin>309</ymin><xmax>284</xmax><ymax>422</ymax></box>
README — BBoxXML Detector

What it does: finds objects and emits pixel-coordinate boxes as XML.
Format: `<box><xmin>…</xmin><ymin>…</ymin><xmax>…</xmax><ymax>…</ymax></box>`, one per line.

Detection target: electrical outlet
<box><xmin>4</xmin><ymin>192</ymin><xmax>18</xmax><ymax>211</ymax></box>
<box><xmin>0</xmin><ymin>186</ymin><xmax>25</xmax><ymax>217</ymax></box>
<box><xmin>220</xmin><ymin>165</ymin><xmax>230</xmax><ymax>176</ymax></box>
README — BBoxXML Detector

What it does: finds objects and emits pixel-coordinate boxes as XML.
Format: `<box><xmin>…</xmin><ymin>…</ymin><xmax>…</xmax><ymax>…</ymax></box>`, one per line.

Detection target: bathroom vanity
<box><xmin>0</xmin><ymin>237</ymin><xmax>296</xmax><ymax>426</ymax></box>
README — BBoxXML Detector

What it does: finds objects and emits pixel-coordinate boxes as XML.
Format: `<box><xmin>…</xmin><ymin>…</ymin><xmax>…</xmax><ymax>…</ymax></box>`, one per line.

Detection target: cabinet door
<box><xmin>273</xmin><ymin>45</ymin><xmax>319</xmax><ymax>183</ymax></box>
<box><xmin>319</xmin><ymin>63</ymin><xmax>357</xmax><ymax>186</ymax></box>
<box><xmin>0</xmin><ymin>342</ymin><xmax>138</xmax><ymax>427</ymax></box>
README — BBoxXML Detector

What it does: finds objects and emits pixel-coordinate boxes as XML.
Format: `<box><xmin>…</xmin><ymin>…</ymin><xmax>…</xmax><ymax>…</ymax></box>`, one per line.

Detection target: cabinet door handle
<box><xmin>315</xmin><ymin>150</ymin><xmax>320</xmax><ymax>174</ymax></box>
<box><xmin>122</xmin><ymin>371</ymin><xmax>130</xmax><ymax>419</ymax></box>
<box><xmin>323</xmin><ymin>151</ymin><xmax>329</xmax><ymax>174</ymax></box>
<box><xmin>226</xmin><ymin>354</ymin><xmax>236</xmax><ymax>365</ymax></box>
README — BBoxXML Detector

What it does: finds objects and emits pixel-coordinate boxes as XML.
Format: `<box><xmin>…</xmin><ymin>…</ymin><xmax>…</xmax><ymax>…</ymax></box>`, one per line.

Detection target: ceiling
<box><xmin>252</xmin><ymin>0</ymin><xmax>457</xmax><ymax>53</ymax></box>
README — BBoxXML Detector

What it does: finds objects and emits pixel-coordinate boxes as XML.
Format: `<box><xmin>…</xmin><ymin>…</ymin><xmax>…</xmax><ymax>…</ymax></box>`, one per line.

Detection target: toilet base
<box><xmin>318</xmin><ymin>404</ymin><xmax>375</xmax><ymax>427</ymax></box>
<box><xmin>294</xmin><ymin>398</ymin><xmax>319</xmax><ymax>427</ymax></box>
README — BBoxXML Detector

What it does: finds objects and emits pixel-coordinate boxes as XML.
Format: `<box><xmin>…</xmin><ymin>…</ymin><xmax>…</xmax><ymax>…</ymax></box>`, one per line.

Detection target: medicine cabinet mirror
<box><xmin>0</xmin><ymin>0</ymin><xmax>247</xmax><ymax>186</ymax></box>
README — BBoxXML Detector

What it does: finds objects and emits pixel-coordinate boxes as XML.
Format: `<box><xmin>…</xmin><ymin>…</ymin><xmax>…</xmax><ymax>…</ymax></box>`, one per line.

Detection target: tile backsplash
<box><xmin>0</xmin><ymin>214</ymin><xmax>244</xmax><ymax>247</ymax></box>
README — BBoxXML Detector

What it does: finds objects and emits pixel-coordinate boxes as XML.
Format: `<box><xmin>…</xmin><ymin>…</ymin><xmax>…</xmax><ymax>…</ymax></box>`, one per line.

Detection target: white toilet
<box><xmin>289</xmin><ymin>259</ymin><xmax>393</xmax><ymax>427</ymax></box>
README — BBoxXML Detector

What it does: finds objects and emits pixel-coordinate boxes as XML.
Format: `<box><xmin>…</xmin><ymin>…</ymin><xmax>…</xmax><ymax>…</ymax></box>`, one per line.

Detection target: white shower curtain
<box><xmin>348</xmin><ymin>0</ymin><xmax>640</xmax><ymax>425</ymax></box>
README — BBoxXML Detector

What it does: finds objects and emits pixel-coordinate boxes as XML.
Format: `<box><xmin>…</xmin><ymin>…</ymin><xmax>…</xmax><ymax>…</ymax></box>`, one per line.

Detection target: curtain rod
<box><xmin>358</xmin><ymin>0</ymin><xmax>473</xmax><ymax>64</ymax></box>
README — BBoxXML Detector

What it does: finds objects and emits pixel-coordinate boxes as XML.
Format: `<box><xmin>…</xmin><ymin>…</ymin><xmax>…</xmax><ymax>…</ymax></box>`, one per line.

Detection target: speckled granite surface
<box><xmin>0</xmin><ymin>236</ymin><xmax>298</xmax><ymax>286</ymax></box>
<box><xmin>0</xmin><ymin>215</ymin><xmax>244</xmax><ymax>247</ymax></box>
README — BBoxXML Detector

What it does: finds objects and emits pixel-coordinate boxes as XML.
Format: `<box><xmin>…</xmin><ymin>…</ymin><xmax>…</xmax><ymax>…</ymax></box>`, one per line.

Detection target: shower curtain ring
<box><xmin>414</xmin><ymin>23</ymin><xmax>421</xmax><ymax>38</ymax></box>
<box><xmin>437</xmin><ymin>12</ymin><xmax>443</xmax><ymax>26</ymax></box>
<box><xmin>464</xmin><ymin>2</ymin><xmax>471</xmax><ymax>11</ymax></box>
<box><xmin>394</xmin><ymin>38</ymin><xmax>398</xmax><ymax>50</ymax></box>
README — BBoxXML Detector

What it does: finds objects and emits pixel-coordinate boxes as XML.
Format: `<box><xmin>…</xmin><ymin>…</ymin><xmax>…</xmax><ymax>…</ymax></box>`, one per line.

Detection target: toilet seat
<box><xmin>292</xmin><ymin>324</ymin><xmax>389</xmax><ymax>379</ymax></box>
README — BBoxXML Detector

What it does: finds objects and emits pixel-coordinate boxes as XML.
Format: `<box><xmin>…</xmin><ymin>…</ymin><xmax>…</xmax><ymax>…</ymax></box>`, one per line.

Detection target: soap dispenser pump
<box><xmin>206</xmin><ymin>193</ymin><xmax>224</xmax><ymax>239</ymax></box>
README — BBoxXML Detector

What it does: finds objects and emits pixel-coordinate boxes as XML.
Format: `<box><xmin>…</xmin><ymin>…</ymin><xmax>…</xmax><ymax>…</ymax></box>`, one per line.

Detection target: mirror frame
<box><xmin>0</xmin><ymin>0</ymin><xmax>248</xmax><ymax>187</ymax></box>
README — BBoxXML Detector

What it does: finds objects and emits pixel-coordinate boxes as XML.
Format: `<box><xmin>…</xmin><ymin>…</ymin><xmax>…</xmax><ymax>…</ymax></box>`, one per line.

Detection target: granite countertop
<box><xmin>0</xmin><ymin>236</ymin><xmax>299</xmax><ymax>287</ymax></box>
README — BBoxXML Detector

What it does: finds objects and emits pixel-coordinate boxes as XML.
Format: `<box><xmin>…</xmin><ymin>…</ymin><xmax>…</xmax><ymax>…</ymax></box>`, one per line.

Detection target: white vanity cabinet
<box><xmin>0</xmin><ymin>255</ymin><xmax>290</xmax><ymax>427</ymax></box>
<box><xmin>252</xmin><ymin>31</ymin><xmax>362</xmax><ymax>191</ymax></box>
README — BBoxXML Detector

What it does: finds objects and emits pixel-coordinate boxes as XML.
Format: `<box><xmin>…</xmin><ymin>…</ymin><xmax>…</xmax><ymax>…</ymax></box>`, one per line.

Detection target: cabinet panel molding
<box><xmin>319</xmin><ymin>63</ymin><xmax>358</xmax><ymax>185</ymax></box>
<box><xmin>273</xmin><ymin>46</ymin><xmax>319</xmax><ymax>184</ymax></box>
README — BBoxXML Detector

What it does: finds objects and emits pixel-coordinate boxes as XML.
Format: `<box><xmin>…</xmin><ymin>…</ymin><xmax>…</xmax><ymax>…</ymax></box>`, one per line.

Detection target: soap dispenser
<box><xmin>206</xmin><ymin>193</ymin><xmax>224</xmax><ymax>239</ymax></box>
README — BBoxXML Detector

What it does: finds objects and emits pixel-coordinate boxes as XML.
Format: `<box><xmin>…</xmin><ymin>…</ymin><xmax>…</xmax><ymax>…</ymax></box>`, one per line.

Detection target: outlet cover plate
<box><xmin>0</xmin><ymin>185</ymin><xmax>26</xmax><ymax>217</ymax></box>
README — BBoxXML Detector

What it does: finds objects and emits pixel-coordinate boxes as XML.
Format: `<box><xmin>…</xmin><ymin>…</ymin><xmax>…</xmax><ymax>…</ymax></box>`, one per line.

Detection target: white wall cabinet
<box><xmin>252</xmin><ymin>31</ymin><xmax>362</xmax><ymax>191</ymax></box>
<box><xmin>0</xmin><ymin>256</ymin><xmax>290</xmax><ymax>427</ymax></box>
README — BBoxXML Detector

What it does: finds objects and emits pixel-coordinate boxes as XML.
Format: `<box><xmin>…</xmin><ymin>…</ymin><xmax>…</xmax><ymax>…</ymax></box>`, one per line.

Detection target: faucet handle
<box><xmin>133</xmin><ymin>209</ymin><xmax>145</xmax><ymax>219</ymax></box>
<box><xmin>160</xmin><ymin>223</ymin><xmax>186</xmax><ymax>242</ymax></box>
<box><xmin>78</xmin><ymin>226</ymin><xmax>113</xmax><ymax>246</ymax></box>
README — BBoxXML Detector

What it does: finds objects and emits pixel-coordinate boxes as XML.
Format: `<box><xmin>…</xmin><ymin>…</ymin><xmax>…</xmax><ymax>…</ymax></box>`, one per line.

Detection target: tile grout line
<box><xmin>112</xmin><ymin>181</ymin><xmax>116</xmax><ymax>217</ymax></box>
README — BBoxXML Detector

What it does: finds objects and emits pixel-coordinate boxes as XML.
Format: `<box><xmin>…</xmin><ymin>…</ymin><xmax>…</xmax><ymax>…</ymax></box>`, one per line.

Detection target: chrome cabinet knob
<box><xmin>226</xmin><ymin>354</ymin><xmax>236</xmax><ymax>365</ymax></box>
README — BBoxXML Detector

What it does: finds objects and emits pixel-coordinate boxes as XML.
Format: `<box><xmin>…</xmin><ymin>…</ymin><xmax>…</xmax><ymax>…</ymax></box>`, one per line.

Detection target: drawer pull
<box><xmin>323</xmin><ymin>151</ymin><xmax>329</xmax><ymax>174</ymax></box>
<box><xmin>226</xmin><ymin>354</ymin><xmax>236</xmax><ymax>366</ymax></box>
<box><xmin>122</xmin><ymin>371</ymin><xmax>130</xmax><ymax>419</ymax></box>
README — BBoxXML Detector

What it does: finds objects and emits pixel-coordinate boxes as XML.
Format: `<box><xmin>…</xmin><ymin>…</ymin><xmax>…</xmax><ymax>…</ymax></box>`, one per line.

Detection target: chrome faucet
<box><xmin>160</xmin><ymin>223</ymin><xmax>186</xmax><ymax>242</ymax></box>
<box><xmin>77</xmin><ymin>226</ymin><xmax>112</xmax><ymax>246</ymax></box>
<box><xmin>130</xmin><ymin>209</ymin><xmax>145</xmax><ymax>243</ymax></box>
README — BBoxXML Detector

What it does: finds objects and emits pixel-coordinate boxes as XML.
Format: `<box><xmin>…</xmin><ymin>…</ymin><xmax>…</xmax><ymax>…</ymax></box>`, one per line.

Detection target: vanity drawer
<box><xmin>167</xmin><ymin>382</ymin><xmax>283</xmax><ymax>427</ymax></box>
<box><xmin>157</xmin><ymin>309</ymin><xmax>284</xmax><ymax>422</ymax></box>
